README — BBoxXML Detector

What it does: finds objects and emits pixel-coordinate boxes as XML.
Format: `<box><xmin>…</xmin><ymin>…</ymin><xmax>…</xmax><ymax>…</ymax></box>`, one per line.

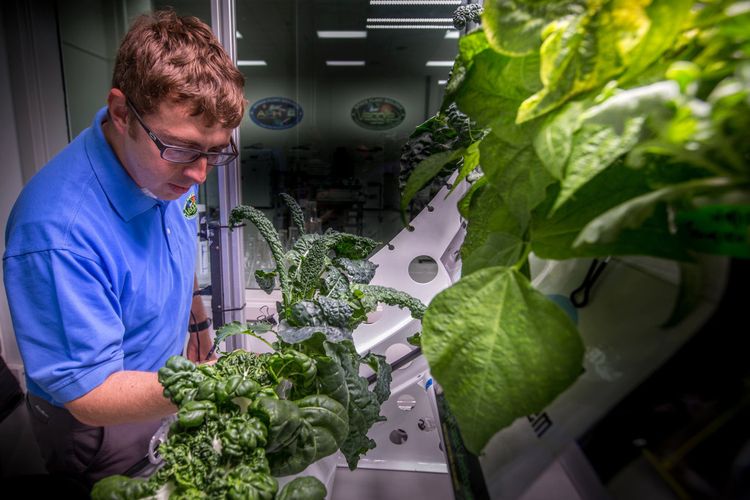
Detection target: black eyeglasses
<box><xmin>125</xmin><ymin>98</ymin><xmax>238</xmax><ymax>166</ymax></box>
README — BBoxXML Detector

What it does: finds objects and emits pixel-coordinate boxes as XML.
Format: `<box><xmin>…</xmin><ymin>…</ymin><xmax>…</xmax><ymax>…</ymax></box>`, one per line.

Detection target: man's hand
<box><xmin>186</xmin><ymin>327</ymin><xmax>217</xmax><ymax>363</ymax></box>
<box><xmin>189</xmin><ymin>275</ymin><xmax>216</xmax><ymax>363</ymax></box>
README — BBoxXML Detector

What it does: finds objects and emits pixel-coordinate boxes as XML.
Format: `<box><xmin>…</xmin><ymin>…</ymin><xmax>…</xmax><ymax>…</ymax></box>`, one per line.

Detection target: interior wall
<box><xmin>59</xmin><ymin>0</ymin><xmax>125</xmax><ymax>138</ymax></box>
<box><xmin>0</xmin><ymin>6</ymin><xmax>27</xmax><ymax>374</ymax></box>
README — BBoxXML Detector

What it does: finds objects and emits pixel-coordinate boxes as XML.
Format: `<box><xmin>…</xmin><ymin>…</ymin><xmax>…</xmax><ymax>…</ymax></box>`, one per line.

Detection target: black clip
<box><xmin>570</xmin><ymin>257</ymin><xmax>610</xmax><ymax>308</ymax></box>
<box><xmin>257</xmin><ymin>305</ymin><xmax>277</xmax><ymax>326</ymax></box>
<box><xmin>220</xmin><ymin>303</ymin><xmax>247</xmax><ymax>313</ymax></box>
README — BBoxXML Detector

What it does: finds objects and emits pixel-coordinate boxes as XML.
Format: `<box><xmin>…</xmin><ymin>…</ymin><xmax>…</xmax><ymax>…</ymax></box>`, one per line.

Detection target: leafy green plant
<box><xmin>402</xmin><ymin>0</ymin><xmax>750</xmax><ymax>455</ymax></box>
<box><xmin>92</xmin><ymin>195</ymin><xmax>426</xmax><ymax>499</ymax></box>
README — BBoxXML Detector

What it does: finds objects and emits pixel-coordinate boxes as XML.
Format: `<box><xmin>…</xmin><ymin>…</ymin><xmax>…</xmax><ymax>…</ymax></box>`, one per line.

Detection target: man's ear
<box><xmin>107</xmin><ymin>88</ymin><xmax>130</xmax><ymax>134</ymax></box>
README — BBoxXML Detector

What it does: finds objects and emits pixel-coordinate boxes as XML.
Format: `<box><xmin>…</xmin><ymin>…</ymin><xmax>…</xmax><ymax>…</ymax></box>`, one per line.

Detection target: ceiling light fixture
<box><xmin>237</xmin><ymin>60</ymin><xmax>267</xmax><ymax>66</ymax></box>
<box><xmin>367</xmin><ymin>18</ymin><xmax>453</xmax><ymax>22</ymax></box>
<box><xmin>326</xmin><ymin>60</ymin><xmax>366</xmax><ymax>66</ymax></box>
<box><xmin>317</xmin><ymin>31</ymin><xmax>368</xmax><ymax>38</ymax></box>
<box><xmin>444</xmin><ymin>30</ymin><xmax>460</xmax><ymax>38</ymax></box>
<box><xmin>438</xmin><ymin>79</ymin><xmax>448</xmax><ymax>85</ymax></box>
<box><xmin>366</xmin><ymin>25</ymin><xmax>455</xmax><ymax>29</ymax></box>
<box><xmin>370</xmin><ymin>1</ymin><xmax>462</xmax><ymax>4</ymax></box>
<box><xmin>426</xmin><ymin>60</ymin><xmax>455</xmax><ymax>66</ymax></box>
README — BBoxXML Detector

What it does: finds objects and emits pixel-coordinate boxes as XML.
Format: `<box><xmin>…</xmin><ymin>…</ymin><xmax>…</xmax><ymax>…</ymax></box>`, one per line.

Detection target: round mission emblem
<box><xmin>351</xmin><ymin>97</ymin><xmax>406</xmax><ymax>131</ymax></box>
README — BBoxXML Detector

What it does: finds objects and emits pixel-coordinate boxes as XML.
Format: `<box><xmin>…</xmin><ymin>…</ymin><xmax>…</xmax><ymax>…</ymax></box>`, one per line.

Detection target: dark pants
<box><xmin>25</xmin><ymin>393</ymin><xmax>162</xmax><ymax>488</ymax></box>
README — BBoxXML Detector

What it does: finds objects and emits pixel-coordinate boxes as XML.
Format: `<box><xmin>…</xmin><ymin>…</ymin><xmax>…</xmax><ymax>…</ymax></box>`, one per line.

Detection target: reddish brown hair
<box><xmin>112</xmin><ymin>9</ymin><xmax>246</xmax><ymax>128</ymax></box>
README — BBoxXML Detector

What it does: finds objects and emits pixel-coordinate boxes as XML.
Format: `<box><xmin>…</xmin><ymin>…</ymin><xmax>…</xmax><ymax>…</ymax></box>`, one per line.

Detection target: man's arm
<box><xmin>187</xmin><ymin>274</ymin><xmax>216</xmax><ymax>362</ymax></box>
<box><xmin>65</xmin><ymin>370</ymin><xmax>175</xmax><ymax>426</ymax></box>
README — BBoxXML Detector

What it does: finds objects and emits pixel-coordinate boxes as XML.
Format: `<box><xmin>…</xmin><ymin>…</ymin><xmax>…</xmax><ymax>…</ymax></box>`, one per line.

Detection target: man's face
<box><xmin>121</xmin><ymin>99</ymin><xmax>234</xmax><ymax>200</ymax></box>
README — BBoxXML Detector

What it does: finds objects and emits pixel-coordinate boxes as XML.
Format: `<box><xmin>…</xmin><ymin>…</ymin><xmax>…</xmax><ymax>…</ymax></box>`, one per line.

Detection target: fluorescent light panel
<box><xmin>317</xmin><ymin>30</ymin><xmax>367</xmax><ymax>38</ymax></box>
<box><xmin>326</xmin><ymin>60</ymin><xmax>366</xmax><ymax>66</ymax></box>
<box><xmin>438</xmin><ymin>79</ymin><xmax>448</xmax><ymax>85</ymax></box>
<box><xmin>366</xmin><ymin>25</ymin><xmax>455</xmax><ymax>29</ymax></box>
<box><xmin>367</xmin><ymin>18</ymin><xmax>453</xmax><ymax>22</ymax></box>
<box><xmin>370</xmin><ymin>1</ymin><xmax>462</xmax><ymax>4</ymax></box>
<box><xmin>237</xmin><ymin>60</ymin><xmax>267</xmax><ymax>66</ymax></box>
<box><xmin>426</xmin><ymin>60</ymin><xmax>454</xmax><ymax>66</ymax></box>
<box><xmin>445</xmin><ymin>30</ymin><xmax>460</xmax><ymax>38</ymax></box>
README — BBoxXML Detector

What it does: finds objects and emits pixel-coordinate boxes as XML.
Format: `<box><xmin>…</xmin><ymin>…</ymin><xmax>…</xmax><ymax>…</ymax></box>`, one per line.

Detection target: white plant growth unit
<box><xmin>335</xmin><ymin>168</ymin><xmax>729</xmax><ymax>499</ymax></box>
<box><xmin>334</xmin><ymin>174</ymin><xmax>471</xmax><ymax>476</ymax></box>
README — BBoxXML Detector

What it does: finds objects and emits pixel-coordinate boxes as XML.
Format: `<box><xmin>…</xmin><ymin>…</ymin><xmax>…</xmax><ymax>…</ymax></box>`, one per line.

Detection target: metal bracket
<box><xmin>208</xmin><ymin>221</ymin><xmax>245</xmax><ymax>329</ymax></box>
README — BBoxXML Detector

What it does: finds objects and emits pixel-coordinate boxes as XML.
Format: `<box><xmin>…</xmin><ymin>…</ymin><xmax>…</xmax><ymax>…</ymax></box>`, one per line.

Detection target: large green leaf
<box><xmin>533</xmin><ymin>100</ymin><xmax>585</xmax><ymax>180</ymax></box>
<box><xmin>422</xmin><ymin>266</ymin><xmax>584</xmax><ymax>454</ymax></box>
<box><xmin>461</xmin><ymin>182</ymin><xmax>527</xmax><ymax>275</ymax></box>
<box><xmin>455</xmin><ymin>49</ymin><xmax>541</xmax><ymax>145</ymax></box>
<box><xmin>480</xmin><ymin>136</ymin><xmax>555</xmax><ymax>227</ymax></box>
<box><xmin>574</xmin><ymin>176</ymin><xmax>736</xmax><ymax>247</ymax></box>
<box><xmin>531</xmin><ymin>161</ymin><xmax>690</xmax><ymax>260</ymax></box>
<box><xmin>550</xmin><ymin>81</ymin><xmax>681</xmax><ymax>213</ymax></box>
<box><xmin>483</xmin><ymin>0</ymin><xmax>582</xmax><ymax>57</ymax></box>
<box><xmin>444</xmin><ymin>31</ymin><xmax>492</xmax><ymax>104</ymax></box>
<box><xmin>517</xmin><ymin>1</ymin><xmax>651</xmax><ymax>122</ymax></box>
<box><xmin>618</xmin><ymin>0</ymin><xmax>694</xmax><ymax>84</ymax></box>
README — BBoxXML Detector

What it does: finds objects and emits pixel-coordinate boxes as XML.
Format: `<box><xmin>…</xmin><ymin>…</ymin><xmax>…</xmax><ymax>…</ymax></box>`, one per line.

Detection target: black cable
<box><xmin>570</xmin><ymin>257</ymin><xmax>610</xmax><ymax>308</ymax></box>
<box><xmin>189</xmin><ymin>309</ymin><xmax>202</xmax><ymax>362</ymax></box>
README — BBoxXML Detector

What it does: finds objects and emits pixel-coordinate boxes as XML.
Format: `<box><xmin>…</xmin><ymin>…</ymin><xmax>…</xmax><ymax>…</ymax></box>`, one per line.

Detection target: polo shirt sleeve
<box><xmin>4</xmin><ymin>249</ymin><xmax>125</xmax><ymax>404</ymax></box>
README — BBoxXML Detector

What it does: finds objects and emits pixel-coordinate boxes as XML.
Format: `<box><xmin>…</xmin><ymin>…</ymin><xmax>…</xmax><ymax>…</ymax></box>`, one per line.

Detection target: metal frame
<box><xmin>209</xmin><ymin>0</ymin><xmax>246</xmax><ymax>349</ymax></box>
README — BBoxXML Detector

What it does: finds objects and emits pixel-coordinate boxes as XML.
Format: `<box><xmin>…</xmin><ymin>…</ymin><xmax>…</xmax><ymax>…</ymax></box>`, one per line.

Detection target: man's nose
<box><xmin>183</xmin><ymin>156</ymin><xmax>209</xmax><ymax>184</ymax></box>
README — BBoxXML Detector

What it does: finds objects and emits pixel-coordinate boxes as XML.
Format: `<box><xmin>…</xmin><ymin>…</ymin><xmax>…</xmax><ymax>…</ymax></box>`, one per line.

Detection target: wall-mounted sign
<box><xmin>351</xmin><ymin>97</ymin><xmax>406</xmax><ymax>130</ymax></box>
<box><xmin>249</xmin><ymin>97</ymin><xmax>303</xmax><ymax>130</ymax></box>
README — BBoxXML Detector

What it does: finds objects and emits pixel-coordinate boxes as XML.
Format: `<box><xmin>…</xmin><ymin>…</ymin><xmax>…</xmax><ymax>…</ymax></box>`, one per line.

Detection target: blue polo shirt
<box><xmin>3</xmin><ymin>107</ymin><xmax>198</xmax><ymax>406</ymax></box>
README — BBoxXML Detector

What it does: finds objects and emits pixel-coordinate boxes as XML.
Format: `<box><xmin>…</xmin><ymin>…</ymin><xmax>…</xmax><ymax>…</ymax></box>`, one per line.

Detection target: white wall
<box><xmin>0</xmin><ymin>6</ymin><xmax>27</xmax><ymax>371</ymax></box>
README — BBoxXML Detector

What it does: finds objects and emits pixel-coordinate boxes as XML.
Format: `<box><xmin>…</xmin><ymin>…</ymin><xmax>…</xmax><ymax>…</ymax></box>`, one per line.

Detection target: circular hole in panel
<box><xmin>385</xmin><ymin>343</ymin><xmax>413</xmax><ymax>370</ymax></box>
<box><xmin>396</xmin><ymin>394</ymin><xmax>416</xmax><ymax>411</ymax></box>
<box><xmin>365</xmin><ymin>304</ymin><xmax>384</xmax><ymax>324</ymax></box>
<box><xmin>408</xmin><ymin>255</ymin><xmax>438</xmax><ymax>283</ymax></box>
<box><xmin>389</xmin><ymin>429</ymin><xmax>408</xmax><ymax>445</ymax></box>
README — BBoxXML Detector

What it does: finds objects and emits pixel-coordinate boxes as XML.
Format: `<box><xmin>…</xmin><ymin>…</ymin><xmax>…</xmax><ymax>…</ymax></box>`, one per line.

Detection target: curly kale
<box><xmin>229</xmin><ymin>205</ymin><xmax>290</xmax><ymax>296</ymax></box>
<box><xmin>333</xmin><ymin>257</ymin><xmax>378</xmax><ymax>284</ymax></box>
<box><xmin>255</xmin><ymin>269</ymin><xmax>277</xmax><ymax>294</ymax></box>
<box><xmin>328</xmin><ymin>231</ymin><xmax>379</xmax><ymax>260</ymax></box>
<box><xmin>452</xmin><ymin>3</ymin><xmax>483</xmax><ymax>30</ymax></box>
<box><xmin>352</xmin><ymin>283</ymin><xmax>426</xmax><ymax>320</ymax></box>
<box><xmin>316</xmin><ymin>296</ymin><xmax>354</xmax><ymax>329</ymax></box>
<box><xmin>279</xmin><ymin>193</ymin><xmax>306</xmax><ymax>237</ymax></box>
<box><xmin>399</xmin><ymin>103</ymin><xmax>482</xmax><ymax>198</ymax></box>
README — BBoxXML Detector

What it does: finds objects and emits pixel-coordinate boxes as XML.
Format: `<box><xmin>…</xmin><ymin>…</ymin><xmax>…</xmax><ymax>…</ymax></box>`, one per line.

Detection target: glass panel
<box><xmin>235</xmin><ymin>0</ymin><xmax>460</xmax><ymax>289</ymax></box>
<box><xmin>56</xmin><ymin>0</ymin><xmax>218</xmax><ymax>295</ymax></box>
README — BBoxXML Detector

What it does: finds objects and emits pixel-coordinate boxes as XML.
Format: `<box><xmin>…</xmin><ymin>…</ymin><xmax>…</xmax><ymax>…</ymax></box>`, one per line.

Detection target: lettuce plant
<box><xmin>402</xmin><ymin>0</ymin><xmax>750</xmax><ymax>455</ymax></box>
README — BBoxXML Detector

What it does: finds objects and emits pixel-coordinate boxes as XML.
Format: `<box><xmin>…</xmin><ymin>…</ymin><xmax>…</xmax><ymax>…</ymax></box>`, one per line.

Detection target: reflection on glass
<box><xmin>58</xmin><ymin>0</ymin><xmax>217</xmax><ymax>290</ymax></box>
<box><xmin>236</xmin><ymin>0</ymin><xmax>460</xmax><ymax>289</ymax></box>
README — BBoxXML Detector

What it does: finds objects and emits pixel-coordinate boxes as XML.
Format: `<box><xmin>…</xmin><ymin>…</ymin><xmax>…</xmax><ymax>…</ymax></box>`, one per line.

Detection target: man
<box><xmin>2</xmin><ymin>9</ymin><xmax>245</xmax><ymax>487</ymax></box>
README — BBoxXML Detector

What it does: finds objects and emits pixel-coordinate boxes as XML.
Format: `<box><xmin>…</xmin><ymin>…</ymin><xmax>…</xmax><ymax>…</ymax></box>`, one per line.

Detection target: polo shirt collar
<box><xmin>86</xmin><ymin>106</ymin><xmax>163</xmax><ymax>222</ymax></box>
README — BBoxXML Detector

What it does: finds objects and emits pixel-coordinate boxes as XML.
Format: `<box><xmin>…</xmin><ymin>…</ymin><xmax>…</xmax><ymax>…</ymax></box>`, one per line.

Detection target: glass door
<box><xmin>234</xmin><ymin>0</ymin><xmax>460</xmax><ymax>291</ymax></box>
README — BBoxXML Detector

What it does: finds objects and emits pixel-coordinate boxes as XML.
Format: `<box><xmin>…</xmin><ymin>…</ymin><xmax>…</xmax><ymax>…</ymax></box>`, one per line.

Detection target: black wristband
<box><xmin>188</xmin><ymin>318</ymin><xmax>212</xmax><ymax>333</ymax></box>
